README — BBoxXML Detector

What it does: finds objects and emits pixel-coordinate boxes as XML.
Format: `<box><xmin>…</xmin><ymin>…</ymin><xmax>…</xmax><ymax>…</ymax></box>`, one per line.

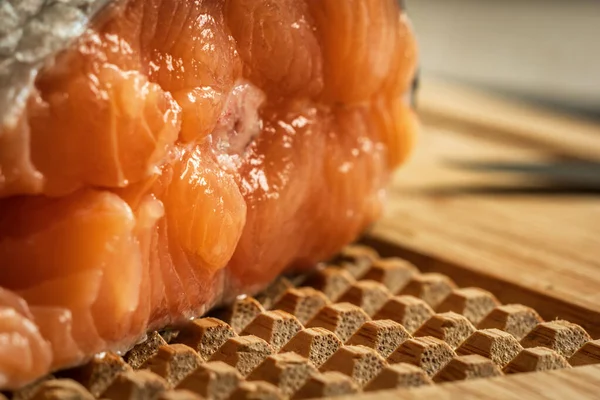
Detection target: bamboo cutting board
<box><xmin>367</xmin><ymin>78</ymin><xmax>600</xmax><ymax>335</ymax></box>
<box><xmin>360</xmin><ymin>77</ymin><xmax>600</xmax><ymax>398</ymax></box>
<box><xmin>340</xmin><ymin>364</ymin><xmax>600</xmax><ymax>400</ymax></box>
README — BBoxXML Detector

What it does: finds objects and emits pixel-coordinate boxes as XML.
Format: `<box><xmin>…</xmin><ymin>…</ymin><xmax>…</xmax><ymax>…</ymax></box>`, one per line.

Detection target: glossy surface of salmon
<box><xmin>0</xmin><ymin>0</ymin><xmax>418</xmax><ymax>389</ymax></box>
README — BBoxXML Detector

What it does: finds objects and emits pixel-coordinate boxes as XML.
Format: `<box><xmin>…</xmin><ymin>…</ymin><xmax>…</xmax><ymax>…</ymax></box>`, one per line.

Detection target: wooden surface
<box><xmin>341</xmin><ymin>364</ymin><xmax>600</xmax><ymax>400</ymax></box>
<box><xmin>416</xmin><ymin>78</ymin><xmax>600</xmax><ymax>159</ymax></box>
<box><xmin>367</xmin><ymin>78</ymin><xmax>600</xmax><ymax>337</ymax></box>
<box><xmin>358</xmin><ymin>78</ymin><xmax>600</xmax><ymax>399</ymax></box>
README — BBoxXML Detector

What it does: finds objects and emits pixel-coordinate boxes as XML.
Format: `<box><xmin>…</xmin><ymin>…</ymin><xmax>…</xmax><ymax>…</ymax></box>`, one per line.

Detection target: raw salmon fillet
<box><xmin>0</xmin><ymin>0</ymin><xmax>418</xmax><ymax>389</ymax></box>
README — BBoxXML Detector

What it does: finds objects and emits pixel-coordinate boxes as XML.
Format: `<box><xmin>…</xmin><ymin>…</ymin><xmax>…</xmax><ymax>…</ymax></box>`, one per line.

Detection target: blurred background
<box><xmin>406</xmin><ymin>0</ymin><xmax>600</xmax><ymax>120</ymax></box>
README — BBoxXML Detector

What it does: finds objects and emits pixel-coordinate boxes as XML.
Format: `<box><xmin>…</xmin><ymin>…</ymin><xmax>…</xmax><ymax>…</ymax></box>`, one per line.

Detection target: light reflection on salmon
<box><xmin>0</xmin><ymin>0</ymin><xmax>418</xmax><ymax>389</ymax></box>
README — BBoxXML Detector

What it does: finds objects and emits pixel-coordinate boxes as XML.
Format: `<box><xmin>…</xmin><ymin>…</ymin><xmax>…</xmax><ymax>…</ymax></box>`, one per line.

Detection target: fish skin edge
<box><xmin>0</xmin><ymin>0</ymin><xmax>112</xmax><ymax>129</ymax></box>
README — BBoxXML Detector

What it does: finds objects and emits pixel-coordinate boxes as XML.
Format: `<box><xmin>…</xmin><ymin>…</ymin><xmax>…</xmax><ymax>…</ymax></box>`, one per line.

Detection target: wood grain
<box><xmin>417</xmin><ymin>78</ymin><xmax>600</xmax><ymax>160</ymax></box>
<box><xmin>365</xmin><ymin>78</ymin><xmax>600</xmax><ymax>337</ymax></box>
<box><xmin>339</xmin><ymin>364</ymin><xmax>600</xmax><ymax>400</ymax></box>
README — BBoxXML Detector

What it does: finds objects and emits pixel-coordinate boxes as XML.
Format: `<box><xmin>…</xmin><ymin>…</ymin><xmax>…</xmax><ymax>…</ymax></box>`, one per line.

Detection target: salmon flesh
<box><xmin>0</xmin><ymin>0</ymin><xmax>418</xmax><ymax>389</ymax></box>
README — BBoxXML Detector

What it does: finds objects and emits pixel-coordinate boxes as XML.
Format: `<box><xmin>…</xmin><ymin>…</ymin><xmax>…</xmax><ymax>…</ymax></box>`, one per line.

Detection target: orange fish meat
<box><xmin>0</xmin><ymin>0</ymin><xmax>418</xmax><ymax>389</ymax></box>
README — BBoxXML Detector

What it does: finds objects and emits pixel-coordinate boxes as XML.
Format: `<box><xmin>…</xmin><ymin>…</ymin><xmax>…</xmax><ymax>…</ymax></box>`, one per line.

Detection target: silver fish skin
<box><xmin>0</xmin><ymin>0</ymin><xmax>110</xmax><ymax>129</ymax></box>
